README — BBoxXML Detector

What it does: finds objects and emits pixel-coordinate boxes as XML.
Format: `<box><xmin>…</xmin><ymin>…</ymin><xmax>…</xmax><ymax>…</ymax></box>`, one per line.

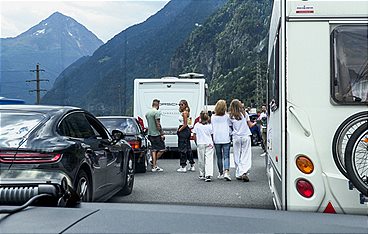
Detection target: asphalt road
<box><xmin>108</xmin><ymin>146</ymin><xmax>274</xmax><ymax>210</ymax></box>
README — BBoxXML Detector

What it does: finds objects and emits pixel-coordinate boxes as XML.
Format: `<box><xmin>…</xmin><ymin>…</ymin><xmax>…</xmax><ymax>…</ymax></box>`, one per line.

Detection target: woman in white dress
<box><xmin>228</xmin><ymin>99</ymin><xmax>256</xmax><ymax>182</ymax></box>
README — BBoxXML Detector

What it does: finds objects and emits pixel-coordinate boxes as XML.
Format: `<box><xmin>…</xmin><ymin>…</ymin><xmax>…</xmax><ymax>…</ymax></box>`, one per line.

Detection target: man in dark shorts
<box><xmin>145</xmin><ymin>99</ymin><xmax>166</xmax><ymax>172</ymax></box>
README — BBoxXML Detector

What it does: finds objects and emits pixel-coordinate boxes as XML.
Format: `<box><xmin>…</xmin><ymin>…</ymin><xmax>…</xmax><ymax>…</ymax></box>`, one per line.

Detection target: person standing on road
<box><xmin>145</xmin><ymin>99</ymin><xmax>165</xmax><ymax>172</ymax></box>
<box><xmin>211</xmin><ymin>99</ymin><xmax>232</xmax><ymax>181</ymax></box>
<box><xmin>192</xmin><ymin>111</ymin><xmax>214</xmax><ymax>182</ymax></box>
<box><xmin>177</xmin><ymin>99</ymin><xmax>195</xmax><ymax>172</ymax></box>
<box><xmin>259</xmin><ymin>105</ymin><xmax>268</xmax><ymax>157</ymax></box>
<box><xmin>228</xmin><ymin>99</ymin><xmax>256</xmax><ymax>182</ymax></box>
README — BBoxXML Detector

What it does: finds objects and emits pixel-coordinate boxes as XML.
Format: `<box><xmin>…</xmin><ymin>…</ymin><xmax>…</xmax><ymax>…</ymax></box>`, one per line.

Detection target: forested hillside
<box><xmin>170</xmin><ymin>0</ymin><xmax>272</xmax><ymax>106</ymax></box>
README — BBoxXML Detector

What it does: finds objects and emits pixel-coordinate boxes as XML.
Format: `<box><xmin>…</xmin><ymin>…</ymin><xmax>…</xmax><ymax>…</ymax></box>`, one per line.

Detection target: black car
<box><xmin>0</xmin><ymin>105</ymin><xmax>134</xmax><ymax>206</ymax></box>
<box><xmin>97</xmin><ymin>116</ymin><xmax>150</xmax><ymax>173</ymax></box>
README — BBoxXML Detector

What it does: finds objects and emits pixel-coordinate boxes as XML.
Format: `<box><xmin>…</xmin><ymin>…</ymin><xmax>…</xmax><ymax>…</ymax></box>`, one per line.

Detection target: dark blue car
<box><xmin>248</xmin><ymin>113</ymin><xmax>262</xmax><ymax>146</ymax></box>
<box><xmin>0</xmin><ymin>97</ymin><xmax>25</xmax><ymax>105</ymax></box>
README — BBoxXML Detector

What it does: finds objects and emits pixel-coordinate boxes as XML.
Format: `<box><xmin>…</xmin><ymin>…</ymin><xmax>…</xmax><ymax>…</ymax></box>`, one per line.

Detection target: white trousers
<box><xmin>232</xmin><ymin>136</ymin><xmax>252</xmax><ymax>177</ymax></box>
<box><xmin>197</xmin><ymin>144</ymin><xmax>214</xmax><ymax>177</ymax></box>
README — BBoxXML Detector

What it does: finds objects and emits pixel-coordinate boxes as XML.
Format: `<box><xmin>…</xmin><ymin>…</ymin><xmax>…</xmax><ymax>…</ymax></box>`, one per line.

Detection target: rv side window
<box><xmin>267</xmin><ymin>32</ymin><xmax>280</xmax><ymax>111</ymax></box>
<box><xmin>331</xmin><ymin>25</ymin><xmax>368</xmax><ymax>104</ymax></box>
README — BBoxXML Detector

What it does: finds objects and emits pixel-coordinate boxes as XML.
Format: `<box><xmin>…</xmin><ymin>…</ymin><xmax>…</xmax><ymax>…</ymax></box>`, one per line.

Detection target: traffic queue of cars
<box><xmin>0</xmin><ymin>103</ymin><xmax>264</xmax><ymax>207</ymax></box>
<box><xmin>0</xmin><ymin>105</ymin><xmax>136</xmax><ymax>206</ymax></box>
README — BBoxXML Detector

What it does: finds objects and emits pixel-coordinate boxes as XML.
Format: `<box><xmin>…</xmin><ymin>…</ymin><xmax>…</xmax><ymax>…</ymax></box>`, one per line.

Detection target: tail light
<box><xmin>137</xmin><ymin>116</ymin><xmax>145</xmax><ymax>129</ymax></box>
<box><xmin>296</xmin><ymin>179</ymin><xmax>314</xmax><ymax>198</ymax></box>
<box><xmin>128</xmin><ymin>141</ymin><xmax>141</xmax><ymax>149</ymax></box>
<box><xmin>296</xmin><ymin>155</ymin><xmax>314</xmax><ymax>174</ymax></box>
<box><xmin>0</xmin><ymin>151</ymin><xmax>62</xmax><ymax>164</ymax></box>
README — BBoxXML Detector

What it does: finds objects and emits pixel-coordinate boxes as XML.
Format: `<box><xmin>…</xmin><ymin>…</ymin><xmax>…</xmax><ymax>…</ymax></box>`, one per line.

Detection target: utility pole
<box><xmin>255</xmin><ymin>56</ymin><xmax>262</xmax><ymax>108</ymax></box>
<box><xmin>27</xmin><ymin>64</ymin><xmax>48</xmax><ymax>104</ymax></box>
<box><xmin>123</xmin><ymin>32</ymin><xmax>127</xmax><ymax>115</ymax></box>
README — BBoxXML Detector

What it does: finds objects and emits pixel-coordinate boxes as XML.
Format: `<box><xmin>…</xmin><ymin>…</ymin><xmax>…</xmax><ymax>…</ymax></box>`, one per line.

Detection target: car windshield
<box><xmin>1</xmin><ymin>1</ymin><xmax>367</xmax><ymax>232</ymax></box>
<box><xmin>0</xmin><ymin>111</ymin><xmax>46</xmax><ymax>148</ymax></box>
<box><xmin>99</xmin><ymin>118</ymin><xmax>139</xmax><ymax>135</ymax></box>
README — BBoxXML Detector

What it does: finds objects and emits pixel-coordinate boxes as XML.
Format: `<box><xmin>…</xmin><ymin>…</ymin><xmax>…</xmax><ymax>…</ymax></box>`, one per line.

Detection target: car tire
<box><xmin>344</xmin><ymin>123</ymin><xmax>368</xmax><ymax>196</ymax></box>
<box><xmin>75</xmin><ymin>169</ymin><xmax>92</xmax><ymax>202</ymax></box>
<box><xmin>135</xmin><ymin>156</ymin><xmax>147</xmax><ymax>173</ymax></box>
<box><xmin>120</xmin><ymin>153</ymin><xmax>135</xmax><ymax>195</ymax></box>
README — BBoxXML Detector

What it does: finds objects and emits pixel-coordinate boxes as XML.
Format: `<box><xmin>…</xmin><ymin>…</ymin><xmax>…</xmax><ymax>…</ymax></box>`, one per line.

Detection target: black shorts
<box><xmin>148</xmin><ymin>135</ymin><xmax>166</xmax><ymax>152</ymax></box>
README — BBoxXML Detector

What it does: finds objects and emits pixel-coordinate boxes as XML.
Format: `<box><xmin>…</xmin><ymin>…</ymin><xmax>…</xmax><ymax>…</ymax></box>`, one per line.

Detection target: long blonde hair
<box><xmin>229</xmin><ymin>99</ymin><xmax>243</xmax><ymax>120</ymax></box>
<box><xmin>214</xmin><ymin>99</ymin><xmax>227</xmax><ymax>116</ymax></box>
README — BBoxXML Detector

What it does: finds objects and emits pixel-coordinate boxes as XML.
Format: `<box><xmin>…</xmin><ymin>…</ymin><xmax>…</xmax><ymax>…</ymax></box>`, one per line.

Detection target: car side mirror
<box><xmin>112</xmin><ymin>130</ymin><xmax>124</xmax><ymax>141</ymax></box>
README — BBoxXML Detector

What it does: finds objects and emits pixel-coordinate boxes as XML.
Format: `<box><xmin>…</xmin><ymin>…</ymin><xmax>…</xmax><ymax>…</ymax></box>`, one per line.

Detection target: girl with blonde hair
<box><xmin>211</xmin><ymin>99</ymin><xmax>232</xmax><ymax>181</ymax></box>
<box><xmin>228</xmin><ymin>99</ymin><xmax>256</xmax><ymax>182</ymax></box>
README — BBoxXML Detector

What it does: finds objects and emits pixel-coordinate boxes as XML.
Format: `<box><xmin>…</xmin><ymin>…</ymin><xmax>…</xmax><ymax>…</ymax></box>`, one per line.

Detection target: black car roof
<box><xmin>97</xmin><ymin>116</ymin><xmax>135</xmax><ymax>119</ymax></box>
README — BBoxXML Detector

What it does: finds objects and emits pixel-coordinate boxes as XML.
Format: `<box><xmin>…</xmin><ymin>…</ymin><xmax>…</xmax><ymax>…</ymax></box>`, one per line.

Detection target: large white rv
<box><xmin>266</xmin><ymin>0</ymin><xmax>367</xmax><ymax>214</ymax></box>
<box><xmin>134</xmin><ymin>75</ymin><xmax>208</xmax><ymax>151</ymax></box>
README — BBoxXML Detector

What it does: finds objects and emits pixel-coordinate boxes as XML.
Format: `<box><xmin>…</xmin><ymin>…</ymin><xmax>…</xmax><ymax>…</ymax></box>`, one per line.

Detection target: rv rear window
<box><xmin>331</xmin><ymin>25</ymin><xmax>368</xmax><ymax>104</ymax></box>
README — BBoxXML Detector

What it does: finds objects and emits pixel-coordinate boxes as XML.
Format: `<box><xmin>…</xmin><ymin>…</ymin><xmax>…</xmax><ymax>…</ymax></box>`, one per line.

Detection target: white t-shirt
<box><xmin>228</xmin><ymin>113</ymin><xmax>252</xmax><ymax>137</ymax></box>
<box><xmin>259</xmin><ymin>112</ymin><xmax>267</xmax><ymax>129</ymax></box>
<box><xmin>211</xmin><ymin>114</ymin><xmax>231</xmax><ymax>144</ymax></box>
<box><xmin>192</xmin><ymin>123</ymin><xmax>213</xmax><ymax>145</ymax></box>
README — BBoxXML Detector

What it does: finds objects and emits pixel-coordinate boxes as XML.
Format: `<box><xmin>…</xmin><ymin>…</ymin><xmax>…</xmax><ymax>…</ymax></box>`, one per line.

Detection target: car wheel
<box><xmin>75</xmin><ymin>170</ymin><xmax>92</xmax><ymax>202</ymax></box>
<box><xmin>135</xmin><ymin>154</ymin><xmax>147</xmax><ymax>173</ymax></box>
<box><xmin>120</xmin><ymin>153</ymin><xmax>135</xmax><ymax>195</ymax></box>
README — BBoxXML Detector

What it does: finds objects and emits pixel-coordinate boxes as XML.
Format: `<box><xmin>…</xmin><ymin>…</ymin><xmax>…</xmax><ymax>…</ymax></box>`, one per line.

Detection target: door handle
<box><xmin>289</xmin><ymin>106</ymin><xmax>311</xmax><ymax>137</ymax></box>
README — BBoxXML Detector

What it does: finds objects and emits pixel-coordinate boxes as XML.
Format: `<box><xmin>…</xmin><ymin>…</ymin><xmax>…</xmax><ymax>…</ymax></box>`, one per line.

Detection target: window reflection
<box><xmin>99</xmin><ymin>118</ymin><xmax>139</xmax><ymax>135</ymax></box>
<box><xmin>332</xmin><ymin>25</ymin><xmax>368</xmax><ymax>104</ymax></box>
<box><xmin>0</xmin><ymin>112</ymin><xmax>45</xmax><ymax>148</ymax></box>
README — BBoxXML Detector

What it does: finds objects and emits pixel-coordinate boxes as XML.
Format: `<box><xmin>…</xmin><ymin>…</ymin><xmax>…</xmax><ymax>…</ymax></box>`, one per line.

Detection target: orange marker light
<box><xmin>296</xmin><ymin>155</ymin><xmax>314</xmax><ymax>174</ymax></box>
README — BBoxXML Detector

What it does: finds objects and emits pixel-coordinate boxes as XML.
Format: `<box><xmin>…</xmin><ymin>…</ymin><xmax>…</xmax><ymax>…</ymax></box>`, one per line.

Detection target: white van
<box><xmin>266</xmin><ymin>0</ymin><xmax>367</xmax><ymax>214</ymax></box>
<box><xmin>133</xmin><ymin>75</ymin><xmax>208</xmax><ymax>151</ymax></box>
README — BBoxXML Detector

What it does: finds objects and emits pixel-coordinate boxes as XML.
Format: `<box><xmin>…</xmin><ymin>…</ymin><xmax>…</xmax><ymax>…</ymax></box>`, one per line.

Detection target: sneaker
<box><xmin>198</xmin><ymin>175</ymin><xmax>205</xmax><ymax>180</ymax></box>
<box><xmin>188</xmin><ymin>165</ymin><xmax>195</xmax><ymax>172</ymax></box>
<box><xmin>242</xmin><ymin>173</ymin><xmax>250</xmax><ymax>182</ymax></box>
<box><xmin>236</xmin><ymin>176</ymin><xmax>242</xmax><ymax>180</ymax></box>
<box><xmin>155</xmin><ymin>166</ymin><xmax>163</xmax><ymax>172</ymax></box>
<box><xmin>177</xmin><ymin>167</ymin><xmax>187</xmax><ymax>173</ymax></box>
<box><xmin>151</xmin><ymin>167</ymin><xmax>158</xmax><ymax>172</ymax></box>
<box><xmin>260</xmin><ymin>152</ymin><xmax>266</xmax><ymax>157</ymax></box>
<box><xmin>205</xmin><ymin>176</ymin><xmax>212</xmax><ymax>182</ymax></box>
<box><xmin>217</xmin><ymin>173</ymin><xmax>224</xmax><ymax>179</ymax></box>
<box><xmin>224</xmin><ymin>172</ymin><xmax>231</xmax><ymax>181</ymax></box>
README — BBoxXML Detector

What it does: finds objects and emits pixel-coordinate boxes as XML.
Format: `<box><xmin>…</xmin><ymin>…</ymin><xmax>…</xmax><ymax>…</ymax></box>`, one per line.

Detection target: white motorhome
<box><xmin>266</xmin><ymin>0</ymin><xmax>367</xmax><ymax>214</ymax></box>
<box><xmin>134</xmin><ymin>75</ymin><xmax>208</xmax><ymax>151</ymax></box>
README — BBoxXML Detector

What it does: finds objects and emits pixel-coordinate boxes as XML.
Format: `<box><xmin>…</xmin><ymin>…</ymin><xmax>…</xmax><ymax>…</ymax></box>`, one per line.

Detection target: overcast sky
<box><xmin>0</xmin><ymin>0</ymin><xmax>170</xmax><ymax>42</ymax></box>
